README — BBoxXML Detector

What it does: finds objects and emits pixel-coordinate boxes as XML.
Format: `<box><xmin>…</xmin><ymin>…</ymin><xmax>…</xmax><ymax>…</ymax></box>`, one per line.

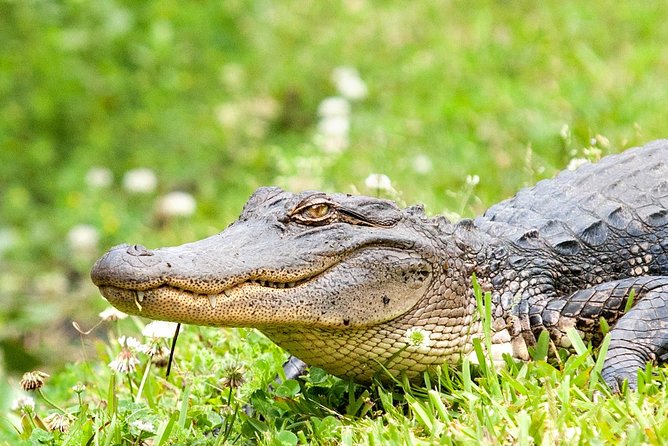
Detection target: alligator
<box><xmin>91</xmin><ymin>140</ymin><xmax>668</xmax><ymax>391</ymax></box>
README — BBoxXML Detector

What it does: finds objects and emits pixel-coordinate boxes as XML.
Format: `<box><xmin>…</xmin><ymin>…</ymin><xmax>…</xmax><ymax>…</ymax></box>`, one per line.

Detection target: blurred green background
<box><xmin>2</xmin><ymin>0</ymin><xmax>668</xmax><ymax>375</ymax></box>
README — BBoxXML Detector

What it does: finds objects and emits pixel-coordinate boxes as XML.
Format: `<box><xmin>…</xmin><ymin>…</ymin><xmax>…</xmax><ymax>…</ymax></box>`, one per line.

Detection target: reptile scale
<box><xmin>92</xmin><ymin>140</ymin><xmax>668</xmax><ymax>391</ymax></box>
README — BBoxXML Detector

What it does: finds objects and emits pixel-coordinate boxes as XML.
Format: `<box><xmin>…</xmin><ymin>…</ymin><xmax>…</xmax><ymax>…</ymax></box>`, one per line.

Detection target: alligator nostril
<box><xmin>126</xmin><ymin>244</ymin><xmax>154</xmax><ymax>257</ymax></box>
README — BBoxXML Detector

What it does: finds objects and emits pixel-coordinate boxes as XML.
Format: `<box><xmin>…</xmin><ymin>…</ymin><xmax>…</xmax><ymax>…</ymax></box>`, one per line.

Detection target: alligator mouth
<box><xmin>103</xmin><ymin>271</ymin><xmax>323</xmax><ymax>314</ymax></box>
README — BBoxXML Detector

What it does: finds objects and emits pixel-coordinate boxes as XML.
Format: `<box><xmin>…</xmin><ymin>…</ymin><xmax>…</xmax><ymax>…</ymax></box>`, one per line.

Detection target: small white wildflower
<box><xmin>155</xmin><ymin>191</ymin><xmax>197</xmax><ymax>218</ymax></box>
<box><xmin>130</xmin><ymin>420</ymin><xmax>155</xmax><ymax>433</ymax></box>
<box><xmin>44</xmin><ymin>413</ymin><xmax>71</xmax><ymax>433</ymax></box>
<box><xmin>122</xmin><ymin>168</ymin><xmax>157</xmax><ymax>194</ymax></box>
<box><xmin>34</xmin><ymin>271</ymin><xmax>69</xmax><ymax>296</ymax></box>
<box><xmin>412</xmin><ymin>154</ymin><xmax>433</xmax><ymax>174</ymax></box>
<box><xmin>11</xmin><ymin>395</ymin><xmax>35</xmax><ymax>411</ymax></box>
<box><xmin>67</xmin><ymin>224</ymin><xmax>99</xmax><ymax>255</ymax></box>
<box><xmin>332</xmin><ymin>66</ymin><xmax>368</xmax><ymax>101</ymax></box>
<box><xmin>405</xmin><ymin>327</ymin><xmax>431</xmax><ymax>348</ymax></box>
<box><xmin>99</xmin><ymin>307</ymin><xmax>128</xmax><ymax>321</ymax></box>
<box><xmin>142</xmin><ymin>321</ymin><xmax>178</xmax><ymax>338</ymax></box>
<box><xmin>118</xmin><ymin>336</ymin><xmax>143</xmax><ymax>351</ymax></box>
<box><xmin>567</xmin><ymin>158</ymin><xmax>588</xmax><ymax>171</ymax></box>
<box><xmin>364</xmin><ymin>173</ymin><xmax>393</xmax><ymax>192</ymax></box>
<box><xmin>109</xmin><ymin>349</ymin><xmax>141</xmax><ymax>374</ymax></box>
<box><xmin>318</xmin><ymin>96</ymin><xmax>351</xmax><ymax>118</ymax></box>
<box><xmin>317</xmin><ymin>115</ymin><xmax>350</xmax><ymax>138</ymax></box>
<box><xmin>85</xmin><ymin>167</ymin><xmax>113</xmax><ymax>188</ymax></box>
<box><xmin>465</xmin><ymin>174</ymin><xmax>480</xmax><ymax>187</ymax></box>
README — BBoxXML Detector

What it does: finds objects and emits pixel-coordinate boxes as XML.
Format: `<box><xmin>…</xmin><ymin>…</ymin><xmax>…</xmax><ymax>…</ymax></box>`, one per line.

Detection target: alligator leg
<box><xmin>601</xmin><ymin>277</ymin><xmax>668</xmax><ymax>391</ymax></box>
<box><xmin>533</xmin><ymin>276</ymin><xmax>668</xmax><ymax>391</ymax></box>
<box><xmin>281</xmin><ymin>355</ymin><xmax>309</xmax><ymax>381</ymax></box>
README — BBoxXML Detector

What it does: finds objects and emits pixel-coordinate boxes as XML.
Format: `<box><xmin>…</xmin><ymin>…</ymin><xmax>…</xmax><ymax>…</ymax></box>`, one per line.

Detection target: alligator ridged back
<box><xmin>475</xmin><ymin>140</ymin><xmax>668</xmax><ymax>277</ymax></box>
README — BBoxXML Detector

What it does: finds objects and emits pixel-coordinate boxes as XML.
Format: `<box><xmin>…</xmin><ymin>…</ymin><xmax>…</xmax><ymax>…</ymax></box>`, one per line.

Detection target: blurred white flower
<box><xmin>130</xmin><ymin>420</ymin><xmax>155</xmax><ymax>433</ymax></box>
<box><xmin>142</xmin><ymin>321</ymin><xmax>179</xmax><ymax>338</ymax></box>
<box><xmin>412</xmin><ymin>154</ymin><xmax>433</xmax><ymax>174</ymax></box>
<box><xmin>99</xmin><ymin>307</ymin><xmax>128</xmax><ymax>321</ymax></box>
<box><xmin>122</xmin><ymin>168</ymin><xmax>157</xmax><ymax>194</ymax></box>
<box><xmin>11</xmin><ymin>395</ymin><xmax>35</xmax><ymax>412</ymax></box>
<box><xmin>44</xmin><ymin>413</ymin><xmax>71</xmax><ymax>433</ymax></box>
<box><xmin>215</xmin><ymin>103</ymin><xmax>242</xmax><ymax>129</ymax></box>
<box><xmin>567</xmin><ymin>158</ymin><xmax>588</xmax><ymax>171</ymax></box>
<box><xmin>155</xmin><ymin>191</ymin><xmax>196</xmax><ymax>218</ymax></box>
<box><xmin>67</xmin><ymin>224</ymin><xmax>99</xmax><ymax>255</ymax></box>
<box><xmin>34</xmin><ymin>271</ymin><xmax>69</xmax><ymax>296</ymax></box>
<box><xmin>315</xmin><ymin>96</ymin><xmax>352</xmax><ymax>153</ymax></box>
<box><xmin>85</xmin><ymin>167</ymin><xmax>113</xmax><ymax>188</ymax></box>
<box><xmin>108</xmin><ymin>349</ymin><xmax>140</xmax><ymax>374</ymax></box>
<box><xmin>118</xmin><ymin>336</ymin><xmax>143</xmax><ymax>351</ymax></box>
<box><xmin>332</xmin><ymin>66</ymin><xmax>368</xmax><ymax>101</ymax></box>
<box><xmin>465</xmin><ymin>174</ymin><xmax>480</xmax><ymax>187</ymax></box>
<box><xmin>220</xmin><ymin>63</ymin><xmax>245</xmax><ymax>90</ymax></box>
<box><xmin>364</xmin><ymin>173</ymin><xmax>393</xmax><ymax>192</ymax></box>
<box><xmin>317</xmin><ymin>115</ymin><xmax>350</xmax><ymax>137</ymax></box>
<box><xmin>318</xmin><ymin>96</ymin><xmax>351</xmax><ymax>118</ymax></box>
<box><xmin>315</xmin><ymin>133</ymin><xmax>349</xmax><ymax>154</ymax></box>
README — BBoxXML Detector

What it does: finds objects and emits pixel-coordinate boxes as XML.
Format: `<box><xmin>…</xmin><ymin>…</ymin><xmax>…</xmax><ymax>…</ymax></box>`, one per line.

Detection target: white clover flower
<box><xmin>130</xmin><ymin>420</ymin><xmax>155</xmax><ymax>433</ymax></box>
<box><xmin>364</xmin><ymin>173</ymin><xmax>393</xmax><ymax>192</ymax></box>
<box><xmin>332</xmin><ymin>66</ymin><xmax>368</xmax><ymax>101</ymax></box>
<box><xmin>566</xmin><ymin>158</ymin><xmax>588</xmax><ymax>171</ymax></box>
<box><xmin>155</xmin><ymin>191</ymin><xmax>197</xmax><ymax>218</ymax></box>
<box><xmin>99</xmin><ymin>307</ymin><xmax>128</xmax><ymax>321</ymax></box>
<box><xmin>44</xmin><ymin>413</ymin><xmax>71</xmax><ymax>433</ymax></box>
<box><xmin>317</xmin><ymin>96</ymin><xmax>351</xmax><ymax>118</ymax></box>
<box><xmin>412</xmin><ymin>154</ymin><xmax>433</xmax><ymax>174</ymax></box>
<box><xmin>122</xmin><ymin>168</ymin><xmax>157</xmax><ymax>194</ymax></box>
<box><xmin>109</xmin><ymin>349</ymin><xmax>141</xmax><ymax>374</ymax></box>
<box><xmin>405</xmin><ymin>327</ymin><xmax>432</xmax><ymax>348</ymax></box>
<box><xmin>142</xmin><ymin>321</ymin><xmax>178</xmax><ymax>338</ymax></box>
<box><xmin>85</xmin><ymin>167</ymin><xmax>113</xmax><ymax>188</ymax></box>
<box><xmin>11</xmin><ymin>395</ymin><xmax>35</xmax><ymax>411</ymax></box>
<box><xmin>118</xmin><ymin>336</ymin><xmax>143</xmax><ymax>351</ymax></box>
<box><xmin>67</xmin><ymin>224</ymin><xmax>99</xmax><ymax>255</ymax></box>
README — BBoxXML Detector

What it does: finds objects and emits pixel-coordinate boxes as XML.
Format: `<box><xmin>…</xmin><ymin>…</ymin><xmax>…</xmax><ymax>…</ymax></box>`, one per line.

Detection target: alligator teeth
<box><xmin>207</xmin><ymin>294</ymin><xmax>218</xmax><ymax>309</ymax></box>
<box><xmin>248</xmin><ymin>279</ymin><xmax>300</xmax><ymax>288</ymax></box>
<box><xmin>223</xmin><ymin>289</ymin><xmax>231</xmax><ymax>297</ymax></box>
<box><xmin>137</xmin><ymin>290</ymin><xmax>145</xmax><ymax>302</ymax></box>
<box><xmin>134</xmin><ymin>293</ymin><xmax>143</xmax><ymax>312</ymax></box>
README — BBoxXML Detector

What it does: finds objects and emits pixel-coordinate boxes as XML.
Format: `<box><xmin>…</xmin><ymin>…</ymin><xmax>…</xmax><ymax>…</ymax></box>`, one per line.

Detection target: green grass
<box><xmin>2</xmin><ymin>0</ymin><xmax>668</xmax><ymax>444</ymax></box>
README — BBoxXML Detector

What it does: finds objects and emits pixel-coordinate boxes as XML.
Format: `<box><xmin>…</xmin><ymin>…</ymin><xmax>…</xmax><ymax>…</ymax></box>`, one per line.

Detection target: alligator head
<box><xmin>91</xmin><ymin>186</ymin><xmax>476</xmax><ymax>382</ymax></box>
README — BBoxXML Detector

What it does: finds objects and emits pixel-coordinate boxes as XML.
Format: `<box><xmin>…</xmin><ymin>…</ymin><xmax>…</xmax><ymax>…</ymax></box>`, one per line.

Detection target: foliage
<box><xmin>2</xmin><ymin>0</ymin><xmax>668</xmax><ymax>444</ymax></box>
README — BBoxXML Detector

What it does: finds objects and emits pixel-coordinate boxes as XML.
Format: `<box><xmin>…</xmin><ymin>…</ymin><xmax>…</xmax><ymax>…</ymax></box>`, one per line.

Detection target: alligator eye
<box><xmin>303</xmin><ymin>203</ymin><xmax>331</xmax><ymax>219</ymax></box>
<box><xmin>291</xmin><ymin>199</ymin><xmax>336</xmax><ymax>224</ymax></box>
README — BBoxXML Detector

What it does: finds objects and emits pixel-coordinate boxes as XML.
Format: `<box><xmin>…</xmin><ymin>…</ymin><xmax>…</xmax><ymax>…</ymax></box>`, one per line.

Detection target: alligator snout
<box><xmin>91</xmin><ymin>243</ymin><xmax>164</xmax><ymax>290</ymax></box>
<box><xmin>126</xmin><ymin>244</ymin><xmax>154</xmax><ymax>257</ymax></box>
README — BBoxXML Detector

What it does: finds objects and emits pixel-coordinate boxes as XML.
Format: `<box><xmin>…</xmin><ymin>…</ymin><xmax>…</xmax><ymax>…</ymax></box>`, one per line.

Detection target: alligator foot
<box><xmin>281</xmin><ymin>356</ymin><xmax>309</xmax><ymax>381</ymax></box>
<box><xmin>601</xmin><ymin>277</ymin><xmax>668</xmax><ymax>392</ymax></box>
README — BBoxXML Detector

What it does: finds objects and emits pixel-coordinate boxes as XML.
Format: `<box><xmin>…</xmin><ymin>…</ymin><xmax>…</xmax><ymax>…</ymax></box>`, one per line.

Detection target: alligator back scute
<box><xmin>479</xmin><ymin>140</ymin><xmax>668</xmax><ymax>277</ymax></box>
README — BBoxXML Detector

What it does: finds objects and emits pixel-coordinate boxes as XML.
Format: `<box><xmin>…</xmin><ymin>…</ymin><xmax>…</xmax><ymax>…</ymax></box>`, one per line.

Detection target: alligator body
<box><xmin>92</xmin><ymin>140</ymin><xmax>668</xmax><ymax>390</ymax></box>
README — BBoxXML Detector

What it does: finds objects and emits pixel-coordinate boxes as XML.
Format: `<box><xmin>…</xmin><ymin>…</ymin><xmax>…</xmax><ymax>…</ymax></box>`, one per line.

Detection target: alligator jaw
<box><xmin>95</xmin><ymin>246</ymin><xmax>433</xmax><ymax>330</ymax></box>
